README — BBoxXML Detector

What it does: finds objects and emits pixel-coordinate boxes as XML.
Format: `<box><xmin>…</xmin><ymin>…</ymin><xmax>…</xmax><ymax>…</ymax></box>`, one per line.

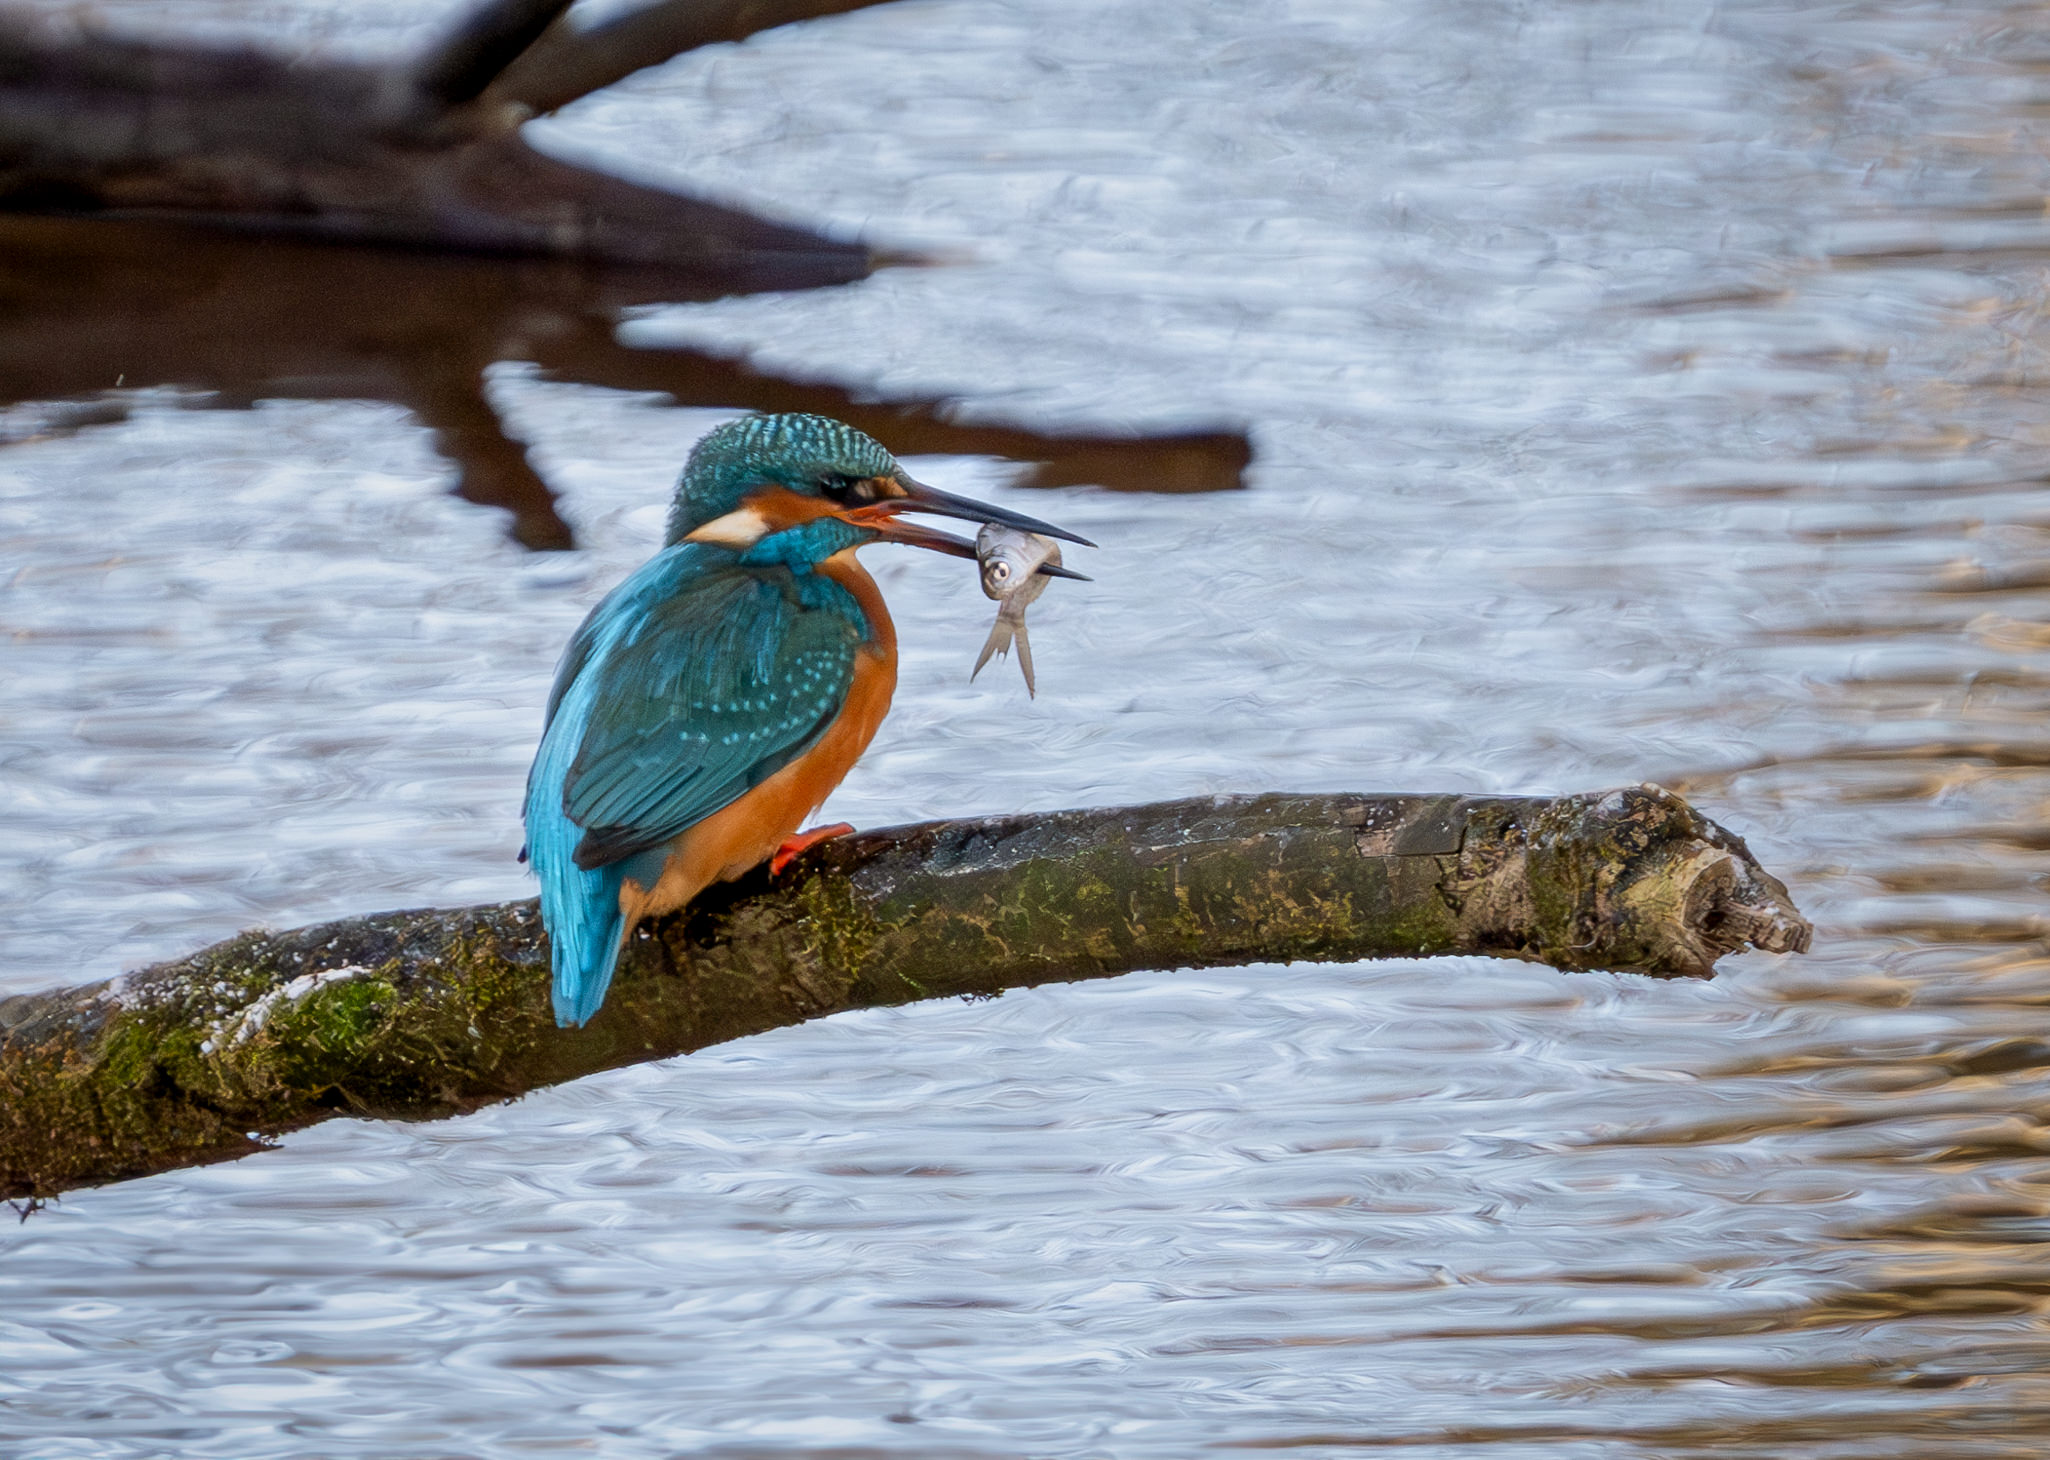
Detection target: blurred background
<box><xmin>5</xmin><ymin>0</ymin><xmax>2050</xmax><ymax>1454</ymax></box>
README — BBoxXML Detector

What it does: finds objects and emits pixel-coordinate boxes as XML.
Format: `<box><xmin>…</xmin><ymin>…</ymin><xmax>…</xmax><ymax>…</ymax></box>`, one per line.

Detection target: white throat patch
<box><xmin>684</xmin><ymin>505</ymin><xmax>773</xmax><ymax>548</ymax></box>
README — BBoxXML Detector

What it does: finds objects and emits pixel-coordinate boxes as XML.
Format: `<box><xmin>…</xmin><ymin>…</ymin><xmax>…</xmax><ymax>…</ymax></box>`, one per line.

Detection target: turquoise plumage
<box><xmin>524</xmin><ymin>413</ymin><xmax>1090</xmax><ymax>1027</ymax></box>
<box><xmin>660</xmin><ymin>414</ymin><xmax>902</xmax><ymax>546</ymax></box>
<box><xmin>526</xmin><ymin>520</ymin><xmax>871</xmax><ymax>1025</ymax></box>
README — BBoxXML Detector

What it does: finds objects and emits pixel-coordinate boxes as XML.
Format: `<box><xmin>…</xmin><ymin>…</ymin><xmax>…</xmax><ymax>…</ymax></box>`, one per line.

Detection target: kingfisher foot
<box><xmin>770</xmin><ymin>822</ymin><xmax>855</xmax><ymax>876</ymax></box>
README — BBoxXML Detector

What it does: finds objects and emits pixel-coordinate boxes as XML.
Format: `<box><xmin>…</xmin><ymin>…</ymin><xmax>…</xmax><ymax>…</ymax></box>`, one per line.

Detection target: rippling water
<box><xmin>7</xmin><ymin>0</ymin><xmax>2050</xmax><ymax>1454</ymax></box>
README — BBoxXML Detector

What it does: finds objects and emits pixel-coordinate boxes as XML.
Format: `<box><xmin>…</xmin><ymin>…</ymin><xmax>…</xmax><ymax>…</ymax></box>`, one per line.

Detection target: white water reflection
<box><xmin>7</xmin><ymin>0</ymin><xmax>2050</xmax><ymax>1454</ymax></box>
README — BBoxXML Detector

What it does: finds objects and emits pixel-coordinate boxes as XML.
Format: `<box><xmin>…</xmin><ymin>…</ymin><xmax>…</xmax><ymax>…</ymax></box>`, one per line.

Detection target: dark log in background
<box><xmin>0</xmin><ymin>0</ymin><xmax>886</xmax><ymax>271</ymax></box>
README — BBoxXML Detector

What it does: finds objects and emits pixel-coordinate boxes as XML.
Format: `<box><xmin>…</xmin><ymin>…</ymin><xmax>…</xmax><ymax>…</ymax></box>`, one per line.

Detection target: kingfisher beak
<box><xmin>841</xmin><ymin>507</ymin><xmax>979</xmax><ymax>560</ymax></box>
<box><xmin>839</xmin><ymin>490</ymin><xmax>1096</xmax><ymax>580</ymax></box>
<box><xmin>881</xmin><ymin>476</ymin><xmax>1098</xmax><ymax>548</ymax></box>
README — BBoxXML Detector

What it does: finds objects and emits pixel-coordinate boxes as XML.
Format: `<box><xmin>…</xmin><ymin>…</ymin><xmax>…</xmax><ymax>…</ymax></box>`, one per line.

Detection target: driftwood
<box><xmin>0</xmin><ymin>0</ymin><xmax>897</xmax><ymax>278</ymax></box>
<box><xmin>0</xmin><ymin>786</ymin><xmax>1811</xmax><ymax>1201</ymax></box>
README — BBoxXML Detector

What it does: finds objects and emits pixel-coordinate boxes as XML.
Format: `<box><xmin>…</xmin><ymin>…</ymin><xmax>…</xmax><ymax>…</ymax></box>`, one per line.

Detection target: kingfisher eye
<box><xmin>819</xmin><ymin>474</ymin><xmax>871</xmax><ymax>503</ymax></box>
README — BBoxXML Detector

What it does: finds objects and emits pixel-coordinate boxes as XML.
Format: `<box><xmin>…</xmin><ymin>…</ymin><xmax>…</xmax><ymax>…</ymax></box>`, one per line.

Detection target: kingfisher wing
<box><xmin>559</xmin><ymin>567</ymin><xmax>862</xmax><ymax>870</ymax></box>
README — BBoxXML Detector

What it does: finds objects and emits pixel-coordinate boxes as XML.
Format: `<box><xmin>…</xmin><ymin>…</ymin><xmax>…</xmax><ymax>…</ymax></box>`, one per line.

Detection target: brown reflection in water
<box><xmin>1618</xmin><ymin>398</ymin><xmax>2050</xmax><ymax>1440</ymax></box>
<box><xmin>0</xmin><ymin>216</ymin><xmax>1250</xmax><ymax>550</ymax></box>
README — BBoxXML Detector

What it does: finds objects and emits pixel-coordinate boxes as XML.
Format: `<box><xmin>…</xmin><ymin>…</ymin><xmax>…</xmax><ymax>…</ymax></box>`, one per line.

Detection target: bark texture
<box><xmin>0</xmin><ymin>786</ymin><xmax>1810</xmax><ymax>1201</ymax></box>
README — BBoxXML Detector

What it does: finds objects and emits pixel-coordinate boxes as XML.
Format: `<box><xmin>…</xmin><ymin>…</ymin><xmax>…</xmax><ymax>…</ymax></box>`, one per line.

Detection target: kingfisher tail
<box><xmin>525</xmin><ymin>704</ymin><xmax>630</xmax><ymax>1028</ymax></box>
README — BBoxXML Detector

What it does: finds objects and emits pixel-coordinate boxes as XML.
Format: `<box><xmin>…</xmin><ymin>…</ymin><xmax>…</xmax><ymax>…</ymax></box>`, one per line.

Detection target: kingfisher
<box><xmin>524</xmin><ymin>413</ymin><xmax>1091</xmax><ymax>1026</ymax></box>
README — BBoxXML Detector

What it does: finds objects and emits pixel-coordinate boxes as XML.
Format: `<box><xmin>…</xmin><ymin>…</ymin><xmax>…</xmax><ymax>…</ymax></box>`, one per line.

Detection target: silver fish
<box><xmin>972</xmin><ymin>524</ymin><xmax>1061</xmax><ymax>696</ymax></box>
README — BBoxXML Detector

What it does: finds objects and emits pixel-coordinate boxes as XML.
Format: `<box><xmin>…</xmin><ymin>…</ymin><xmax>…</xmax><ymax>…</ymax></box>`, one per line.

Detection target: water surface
<box><xmin>6</xmin><ymin>0</ymin><xmax>2050</xmax><ymax>1454</ymax></box>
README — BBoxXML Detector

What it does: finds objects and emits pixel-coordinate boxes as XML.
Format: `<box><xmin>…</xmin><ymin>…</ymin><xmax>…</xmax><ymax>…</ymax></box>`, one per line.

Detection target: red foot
<box><xmin>770</xmin><ymin>822</ymin><xmax>855</xmax><ymax>876</ymax></box>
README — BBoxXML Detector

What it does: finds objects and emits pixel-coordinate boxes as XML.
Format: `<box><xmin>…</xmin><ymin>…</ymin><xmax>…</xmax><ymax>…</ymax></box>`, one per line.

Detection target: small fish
<box><xmin>972</xmin><ymin>524</ymin><xmax>1068</xmax><ymax>696</ymax></box>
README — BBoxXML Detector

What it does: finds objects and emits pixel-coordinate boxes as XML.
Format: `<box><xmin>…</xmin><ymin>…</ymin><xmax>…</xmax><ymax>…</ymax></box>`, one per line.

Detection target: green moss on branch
<box><xmin>0</xmin><ymin>787</ymin><xmax>1810</xmax><ymax>1200</ymax></box>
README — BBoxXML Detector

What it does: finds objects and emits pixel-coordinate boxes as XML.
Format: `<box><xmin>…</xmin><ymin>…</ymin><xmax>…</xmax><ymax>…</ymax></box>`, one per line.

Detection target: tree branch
<box><xmin>491</xmin><ymin>0</ymin><xmax>907</xmax><ymax>117</ymax></box>
<box><xmin>414</xmin><ymin>0</ymin><xmax>579</xmax><ymax>109</ymax></box>
<box><xmin>0</xmin><ymin>4</ymin><xmax>877</xmax><ymax>281</ymax></box>
<box><xmin>0</xmin><ymin>787</ymin><xmax>1810</xmax><ymax>1201</ymax></box>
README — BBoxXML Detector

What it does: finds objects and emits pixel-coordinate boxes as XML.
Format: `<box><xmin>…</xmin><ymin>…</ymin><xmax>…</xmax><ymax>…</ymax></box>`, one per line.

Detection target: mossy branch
<box><xmin>0</xmin><ymin>786</ymin><xmax>1810</xmax><ymax>1200</ymax></box>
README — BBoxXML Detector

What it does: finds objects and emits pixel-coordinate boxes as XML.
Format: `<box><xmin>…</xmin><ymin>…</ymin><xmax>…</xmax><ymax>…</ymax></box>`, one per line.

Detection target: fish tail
<box><xmin>972</xmin><ymin>618</ymin><xmax>1012</xmax><ymax>680</ymax></box>
<box><xmin>1013</xmin><ymin>619</ymin><xmax>1035</xmax><ymax>698</ymax></box>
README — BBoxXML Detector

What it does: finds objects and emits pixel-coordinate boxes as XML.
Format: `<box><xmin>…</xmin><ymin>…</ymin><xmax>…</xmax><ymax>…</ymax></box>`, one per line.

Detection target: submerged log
<box><xmin>0</xmin><ymin>786</ymin><xmax>1810</xmax><ymax>1201</ymax></box>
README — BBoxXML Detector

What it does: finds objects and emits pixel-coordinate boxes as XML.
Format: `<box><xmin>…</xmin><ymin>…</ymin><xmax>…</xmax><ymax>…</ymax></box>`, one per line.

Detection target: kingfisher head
<box><xmin>665</xmin><ymin>413</ymin><xmax>1092</xmax><ymax>565</ymax></box>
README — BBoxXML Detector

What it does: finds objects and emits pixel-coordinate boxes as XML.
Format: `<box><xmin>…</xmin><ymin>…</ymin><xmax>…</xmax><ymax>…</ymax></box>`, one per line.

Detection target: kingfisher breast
<box><xmin>699</xmin><ymin>546</ymin><xmax>898</xmax><ymax>870</ymax></box>
<box><xmin>784</xmin><ymin>546</ymin><xmax>898</xmax><ymax>805</ymax></box>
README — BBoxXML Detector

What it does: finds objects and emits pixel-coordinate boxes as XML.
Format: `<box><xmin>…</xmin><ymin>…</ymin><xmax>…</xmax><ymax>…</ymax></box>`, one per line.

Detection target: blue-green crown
<box><xmin>664</xmin><ymin>413</ymin><xmax>905</xmax><ymax>545</ymax></box>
